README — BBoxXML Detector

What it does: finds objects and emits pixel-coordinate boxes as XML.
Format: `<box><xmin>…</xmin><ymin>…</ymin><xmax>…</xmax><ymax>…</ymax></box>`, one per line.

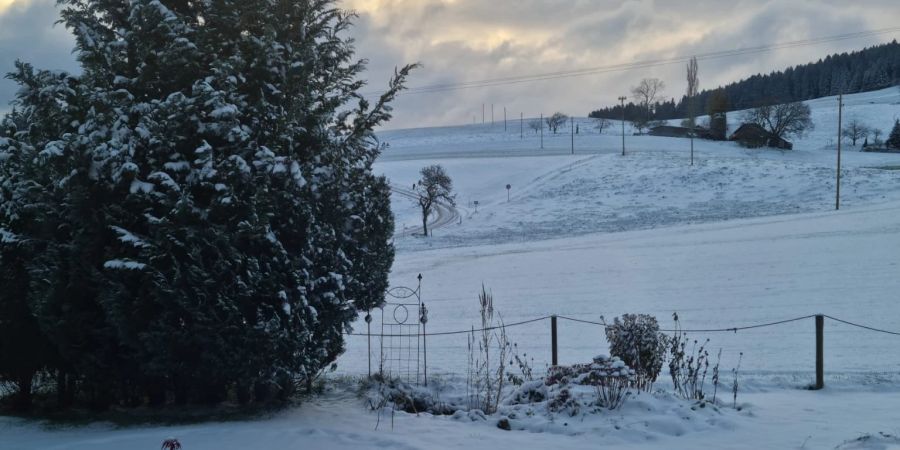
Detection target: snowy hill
<box><xmin>377</xmin><ymin>87</ymin><xmax>900</xmax><ymax>251</ymax></box>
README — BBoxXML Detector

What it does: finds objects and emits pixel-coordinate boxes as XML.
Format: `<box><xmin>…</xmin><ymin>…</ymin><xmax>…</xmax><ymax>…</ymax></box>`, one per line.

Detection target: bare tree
<box><xmin>873</xmin><ymin>128</ymin><xmax>884</xmax><ymax>145</ymax></box>
<box><xmin>593</xmin><ymin>117</ymin><xmax>611</xmax><ymax>134</ymax></box>
<box><xmin>686</xmin><ymin>57</ymin><xmax>699</xmax><ymax>165</ymax></box>
<box><xmin>686</xmin><ymin>57</ymin><xmax>699</xmax><ymax>128</ymax></box>
<box><xmin>528</xmin><ymin>118</ymin><xmax>542</xmax><ymax>134</ymax></box>
<box><xmin>631</xmin><ymin>78</ymin><xmax>665</xmax><ymax>133</ymax></box>
<box><xmin>631</xmin><ymin>116</ymin><xmax>650</xmax><ymax>135</ymax></box>
<box><xmin>842</xmin><ymin>119</ymin><xmax>870</xmax><ymax>146</ymax></box>
<box><xmin>545</xmin><ymin>112</ymin><xmax>568</xmax><ymax>134</ymax></box>
<box><xmin>743</xmin><ymin>101</ymin><xmax>814</xmax><ymax>139</ymax></box>
<box><xmin>414</xmin><ymin>165</ymin><xmax>455</xmax><ymax>237</ymax></box>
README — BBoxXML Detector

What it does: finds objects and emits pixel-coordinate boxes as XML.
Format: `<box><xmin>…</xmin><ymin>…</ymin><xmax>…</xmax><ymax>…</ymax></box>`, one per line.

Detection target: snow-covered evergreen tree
<box><xmin>0</xmin><ymin>0</ymin><xmax>410</xmax><ymax>408</ymax></box>
<box><xmin>888</xmin><ymin>120</ymin><xmax>900</xmax><ymax>150</ymax></box>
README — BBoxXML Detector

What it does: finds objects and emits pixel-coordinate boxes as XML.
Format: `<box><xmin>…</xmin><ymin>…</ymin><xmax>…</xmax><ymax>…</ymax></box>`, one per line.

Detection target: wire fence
<box><xmin>347</xmin><ymin>313</ymin><xmax>900</xmax><ymax>338</ymax></box>
<box><xmin>344</xmin><ymin>313</ymin><xmax>900</xmax><ymax>387</ymax></box>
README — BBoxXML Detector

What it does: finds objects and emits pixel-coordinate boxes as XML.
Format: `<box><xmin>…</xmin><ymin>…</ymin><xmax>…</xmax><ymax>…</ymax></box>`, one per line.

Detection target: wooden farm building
<box><xmin>729</xmin><ymin>123</ymin><xmax>793</xmax><ymax>150</ymax></box>
<box><xmin>648</xmin><ymin>125</ymin><xmax>712</xmax><ymax>139</ymax></box>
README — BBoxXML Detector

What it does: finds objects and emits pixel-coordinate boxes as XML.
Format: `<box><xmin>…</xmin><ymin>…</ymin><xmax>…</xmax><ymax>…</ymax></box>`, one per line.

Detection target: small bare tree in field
<box><xmin>594</xmin><ymin>117</ymin><xmax>611</xmax><ymax>134</ymax></box>
<box><xmin>528</xmin><ymin>118</ymin><xmax>542</xmax><ymax>134</ymax></box>
<box><xmin>842</xmin><ymin>119</ymin><xmax>870</xmax><ymax>146</ymax></box>
<box><xmin>414</xmin><ymin>165</ymin><xmax>455</xmax><ymax>237</ymax></box>
<box><xmin>631</xmin><ymin>78</ymin><xmax>665</xmax><ymax>133</ymax></box>
<box><xmin>545</xmin><ymin>112</ymin><xmax>568</xmax><ymax>134</ymax></box>
<box><xmin>743</xmin><ymin>101</ymin><xmax>814</xmax><ymax>140</ymax></box>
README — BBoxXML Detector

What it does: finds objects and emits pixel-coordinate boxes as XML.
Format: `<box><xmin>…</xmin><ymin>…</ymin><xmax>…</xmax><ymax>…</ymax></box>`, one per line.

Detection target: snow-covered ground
<box><xmin>6</xmin><ymin>382</ymin><xmax>900</xmax><ymax>449</ymax></box>
<box><xmin>5</xmin><ymin>87</ymin><xmax>900</xmax><ymax>449</ymax></box>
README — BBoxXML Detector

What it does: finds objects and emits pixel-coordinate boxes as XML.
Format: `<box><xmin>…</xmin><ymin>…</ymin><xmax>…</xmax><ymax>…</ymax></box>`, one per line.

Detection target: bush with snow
<box><xmin>0</xmin><ymin>0</ymin><xmax>413</xmax><ymax>409</ymax></box>
<box><xmin>545</xmin><ymin>355</ymin><xmax>635</xmax><ymax>410</ymax></box>
<box><xmin>603</xmin><ymin>314</ymin><xmax>667</xmax><ymax>391</ymax></box>
<box><xmin>362</xmin><ymin>375</ymin><xmax>453</xmax><ymax>417</ymax></box>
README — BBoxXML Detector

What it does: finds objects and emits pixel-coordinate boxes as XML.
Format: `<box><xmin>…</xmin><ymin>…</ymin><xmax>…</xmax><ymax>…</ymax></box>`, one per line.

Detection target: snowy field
<box><xmin>355</xmin><ymin>87</ymin><xmax>900</xmax><ymax>377</ymax></box>
<box><xmin>5</xmin><ymin>87</ymin><xmax>900</xmax><ymax>449</ymax></box>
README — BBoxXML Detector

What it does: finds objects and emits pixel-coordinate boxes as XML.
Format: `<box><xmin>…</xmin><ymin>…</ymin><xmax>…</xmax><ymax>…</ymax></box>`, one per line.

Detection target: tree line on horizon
<box><xmin>589</xmin><ymin>40</ymin><xmax>900</xmax><ymax>122</ymax></box>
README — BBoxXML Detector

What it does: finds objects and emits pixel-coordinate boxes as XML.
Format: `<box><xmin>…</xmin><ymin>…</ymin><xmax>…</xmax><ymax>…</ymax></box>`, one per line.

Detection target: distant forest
<box><xmin>589</xmin><ymin>40</ymin><xmax>900</xmax><ymax>121</ymax></box>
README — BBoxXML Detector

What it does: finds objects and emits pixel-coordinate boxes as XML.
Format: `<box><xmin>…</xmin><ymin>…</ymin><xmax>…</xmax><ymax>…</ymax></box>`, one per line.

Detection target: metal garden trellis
<box><xmin>366</xmin><ymin>274</ymin><xmax>429</xmax><ymax>386</ymax></box>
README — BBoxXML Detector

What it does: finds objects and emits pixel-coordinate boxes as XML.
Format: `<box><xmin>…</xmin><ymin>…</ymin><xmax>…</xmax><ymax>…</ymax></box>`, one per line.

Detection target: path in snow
<box><xmin>390</xmin><ymin>184</ymin><xmax>460</xmax><ymax>237</ymax></box>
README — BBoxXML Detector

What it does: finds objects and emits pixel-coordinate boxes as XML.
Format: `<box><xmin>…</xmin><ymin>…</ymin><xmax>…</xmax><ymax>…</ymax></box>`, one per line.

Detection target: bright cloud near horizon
<box><xmin>1</xmin><ymin>0</ymin><xmax>898</xmax><ymax>129</ymax></box>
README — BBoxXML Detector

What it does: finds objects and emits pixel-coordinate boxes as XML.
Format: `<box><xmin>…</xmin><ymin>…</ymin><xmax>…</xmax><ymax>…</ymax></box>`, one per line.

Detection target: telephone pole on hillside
<box><xmin>618</xmin><ymin>96</ymin><xmax>627</xmax><ymax>156</ymax></box>
<box><xmin>836</xmin><ymin>93</ymin><xmax>843</xmax><ymax>210</ymax></box>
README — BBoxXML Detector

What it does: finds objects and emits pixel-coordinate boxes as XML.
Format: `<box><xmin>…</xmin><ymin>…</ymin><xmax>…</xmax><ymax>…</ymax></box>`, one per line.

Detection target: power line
<box><xmin>362</xmin><ymin>27</ymin><xmax>900</xmax><ymax>97</ymax></box>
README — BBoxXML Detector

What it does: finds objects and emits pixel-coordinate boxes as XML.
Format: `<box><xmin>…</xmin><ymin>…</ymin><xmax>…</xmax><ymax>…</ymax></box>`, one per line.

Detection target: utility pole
<box><xmin>520</xmin><ymin>112</ymin><xmax>523</xmax><ymax>139</ymax></box>
<box><xmin>619</xmin><ymin>96</ymin><xmax>627</xmax><ymax>156</ymax></box>
<box><xmin>836</xmin><ymin>93</ymin><xmax>843</xmax><ymax>210</ymax></box>
<box><xmin>571</xmin><ymin>116</ymin><xmax>574</xmax><ymax>154</ymax></box>
<box><xmin>482</xmin><ymin>104</ymin><xmax>485</xmax><ymax>124</ymax></box>
<box><xmin>504</xmin><ymin>107</ymin><xmax>507</xmax><ymax>132</ymax></box>
<box><xmin>540</xmin><ymin>113</ymin><xmax>544</xmax><ymax>149</ymax></box>
<box><xmin>491</xmin><ymin>104</ymin><xmax>494</xmax><ymax>126</ymax></box>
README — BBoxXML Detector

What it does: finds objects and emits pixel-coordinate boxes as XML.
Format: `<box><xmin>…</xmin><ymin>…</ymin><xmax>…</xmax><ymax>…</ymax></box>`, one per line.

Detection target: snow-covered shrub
<box><xmin>505</xmin><ymin>380</ymin><xmax>547</xmax><ymax>405</ymax></box>
<box><xmin>547</xmin><ymin>387</ymin><xmax>579</xmax><ymax>415</ymax></box>
<box><xmin>589</xmin><ymin>356</ymin><xmax>634</xmax><ymax>410</ymax></box>
<box><xmin>603</xmin><ymin>314</ymin><xmax>667</xmax><ymax>391</ymax></box>
<box><xmin>363</xmin><ymin>374</ymin><xmax>453</xmax><ymax>416</ymax></box>
<box><xmin>545</xmin><ymin>355</ymin><xmax>634</xmax><ymax>410</ymax></box>
<box><xmin>0</xmin><ymin>0</ymin><xmax>414</xmax><ymax>409</ymax></box>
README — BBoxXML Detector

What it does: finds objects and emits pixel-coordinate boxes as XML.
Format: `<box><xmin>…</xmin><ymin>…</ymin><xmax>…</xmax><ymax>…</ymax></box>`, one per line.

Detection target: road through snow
<box><xmin>390</xmin><ymin>184</ymin><xmax>460</xmax><ymax>237</ymax></box>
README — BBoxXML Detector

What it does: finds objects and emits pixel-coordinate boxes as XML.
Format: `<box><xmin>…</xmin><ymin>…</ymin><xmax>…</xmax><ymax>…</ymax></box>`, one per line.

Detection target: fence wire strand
<box><xmin>556</xmin><ymin>314</ymin><xmax>818</xmax><ymax>333</ymax></box>
<box><xmin>345</xmin><ymin>316</ymin><xmax>552</xmax><ymax>337</ymax></box>
<box><xmin>345</xmin><ymin>314</ymin><xmax>900</xmax><ymax>338</ymax></box>
<box><xmin>824</xmin><ymin>315</ymin><xmax>900</xmax><ymax>336</ymax></box>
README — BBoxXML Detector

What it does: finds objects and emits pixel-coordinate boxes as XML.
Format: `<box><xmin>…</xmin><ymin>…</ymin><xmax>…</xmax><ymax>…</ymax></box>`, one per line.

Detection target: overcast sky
<box><xmin>1</xmin><ymin>0</ymin><xmax>898</xmax><ymax>129</ymax></box>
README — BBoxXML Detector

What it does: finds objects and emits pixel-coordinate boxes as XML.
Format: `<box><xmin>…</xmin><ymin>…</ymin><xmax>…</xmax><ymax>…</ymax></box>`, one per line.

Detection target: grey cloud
<box><xmin>1</xmin><ymin>0</ymin><xmax>897</xmax><ymax>128</ymax></box>
<box><xmin>349</xmin><ymin>0</ymin><xmax>898</xmax><ymax>129</ymax></box>
<box><xmin>0</xmin><ymin>0</ymin><xmax>78</xmax><ymax>114</ymax></box>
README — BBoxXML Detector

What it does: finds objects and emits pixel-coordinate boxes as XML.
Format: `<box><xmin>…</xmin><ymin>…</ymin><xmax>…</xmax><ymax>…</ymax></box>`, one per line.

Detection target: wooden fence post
<box><xmin>422</xmin><ymin>321</ymin><xmax>427</xmax><ymax>387</ymax></box>
<box><xmin>551</xmin><ymin>315</ymin><xmax>558</xmax><ymax>366</ymax></box>
<box><xmin>814</xmin><ymin>314</ymin><xmax>824</xmax><ymax>390</ymax></box>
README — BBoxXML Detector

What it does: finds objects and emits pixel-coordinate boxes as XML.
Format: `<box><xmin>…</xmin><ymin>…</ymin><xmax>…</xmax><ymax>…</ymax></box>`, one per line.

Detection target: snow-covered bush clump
<box><xmin>362</xmin><ymin>375</ymin><xmax>454</xmax><ymax>416</ymax></box>
<box><xmin>543</xmin><ymin>355</ymin><xmax>635</xmax><ymax>411</ymax></box>
<box><xmin>603</xmin><ymin>314</ymin><xmax>667</xmax><ymax>391</ymax></box>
